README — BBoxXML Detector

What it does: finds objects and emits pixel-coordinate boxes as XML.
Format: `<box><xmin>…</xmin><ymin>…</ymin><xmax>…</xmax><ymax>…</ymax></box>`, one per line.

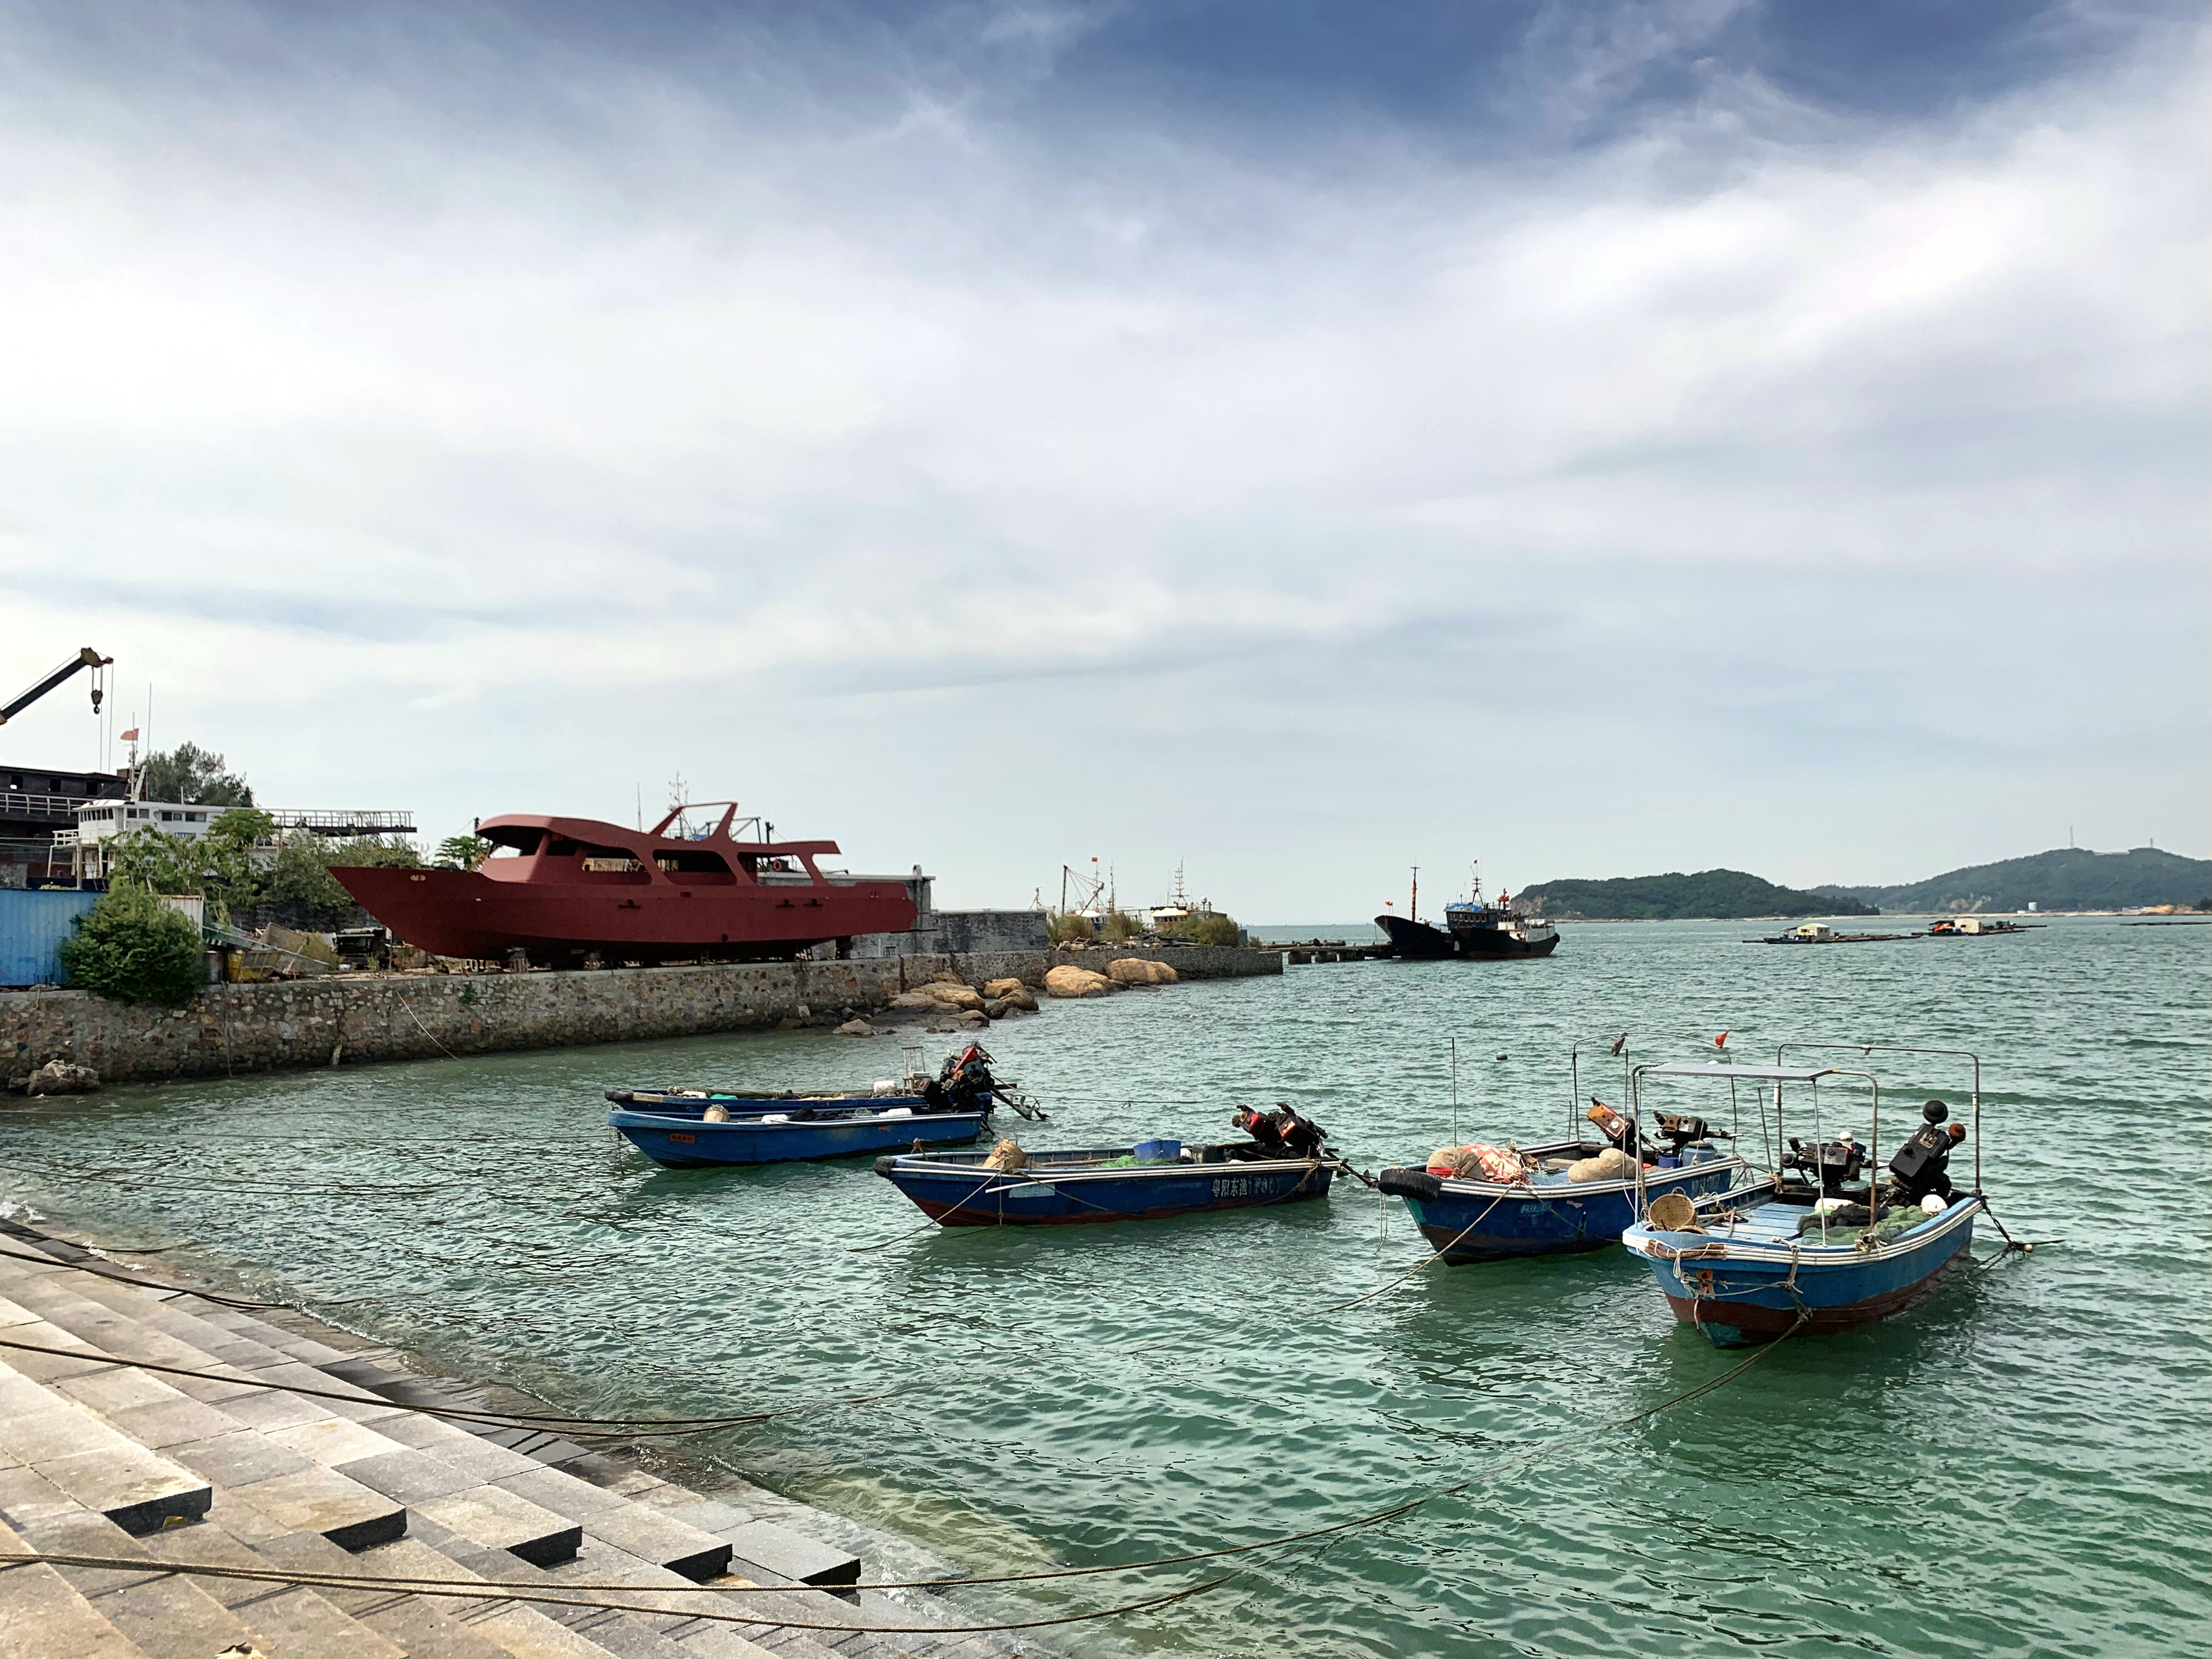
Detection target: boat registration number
<box><xmin>668</xmin><ymin>1132</ymin><xmax>696</xmax><ymax>1143</ymax></box>
<box><xmin>1000</xmin><ymin>1181</ymin><xmax>1056</xmax><ymax>1197</ymax></box>
<box><xmin>1211</xmin><ymin>1177</ymin><xmax>1276</xmax><ymax>1199</ymax></box>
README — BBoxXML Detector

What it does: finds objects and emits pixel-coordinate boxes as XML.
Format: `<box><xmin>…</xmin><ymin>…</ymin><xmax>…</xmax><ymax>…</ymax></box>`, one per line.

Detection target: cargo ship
<box><xmin>334</xmin><ymin>803</ymin><xmax>922</xmax><ymax>966</ymax></box>
<box><xmin>1375</xmin><ymin>865</ymin><xmax>1559</xmax><ymax>960</ymax></box>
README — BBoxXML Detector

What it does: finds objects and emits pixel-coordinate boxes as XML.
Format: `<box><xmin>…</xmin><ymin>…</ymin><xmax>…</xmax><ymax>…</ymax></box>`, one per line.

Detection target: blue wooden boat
<box><xmin>605</xmin><ymin>1086</ymin><xmax>929</xmax><ymax>1116</ymax></box>
<box><xmin>611</xmin><ymin>1101</ymin><xmax>985</xmax><ymax>1167</ymax></box>
<box><xmin>874</xmin><ymin>1143</ymin><xmax>1338</xmax><ymax>1226</ymax></box>
<box><xmin>1378</xmin><ymin>1138</ymin><xmax>1751</xmax><ymax>1264</ymax></box>
<box><xmin>1622</xmin><ymin>1191</ymin><xmax>1982</xmax><ymax>1346</ymax></box>
<box><xmin>1616</xmin><ymin>1052</ymin><xmax>1995</xmax><ymax>1345</ymax></box>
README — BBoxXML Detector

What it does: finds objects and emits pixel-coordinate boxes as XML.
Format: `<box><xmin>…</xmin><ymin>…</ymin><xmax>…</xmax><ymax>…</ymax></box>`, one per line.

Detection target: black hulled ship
<box><xmin>1375</xmin><ymin>866</ymin><xmax>1558</xmax><ymax>960</ymax></box>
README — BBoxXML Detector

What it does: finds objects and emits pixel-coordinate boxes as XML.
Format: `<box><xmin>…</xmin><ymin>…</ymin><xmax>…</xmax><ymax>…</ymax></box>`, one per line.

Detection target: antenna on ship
<box><xmin>1410</xmin><ymin>866</ymin><xmax>1418</xmax><ymax>924</ymax></box>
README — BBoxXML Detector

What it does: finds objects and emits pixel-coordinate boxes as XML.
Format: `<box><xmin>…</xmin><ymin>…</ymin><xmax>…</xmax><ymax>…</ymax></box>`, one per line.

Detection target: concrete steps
<box><xmin>0</xmin><ymin>1235</ymin><xmax>995</xmax><ymax>1659</ymax></box>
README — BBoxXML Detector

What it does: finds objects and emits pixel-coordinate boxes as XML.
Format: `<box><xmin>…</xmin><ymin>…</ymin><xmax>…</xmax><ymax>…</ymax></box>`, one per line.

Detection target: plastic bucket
<box><xmin>1133</xmin><ymin>1138</ymin><xmax>1182</xmax><ymax>1164</ymax></box>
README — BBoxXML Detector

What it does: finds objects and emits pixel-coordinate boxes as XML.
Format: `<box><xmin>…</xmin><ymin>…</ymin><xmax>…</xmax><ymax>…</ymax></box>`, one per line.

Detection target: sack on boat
<box><xmin>983</xmin><ymin>1137</ymin><xmax>1029</xmax><ymax>1172</ymax></box>
<box><xmin>702</xmin><ymin>1103</ymin><xmax>731</xmax><ymax>1122</ymax></box>
<box><xmin>1427</xmin><ymin>1143</ymin><xmax>1527</xmax><ymax>1183</ymax></box>
<box><xmin>1565</xmin><ymin>1147</ymin><xmax>1637</xmax><ymax>1183</ymax></box>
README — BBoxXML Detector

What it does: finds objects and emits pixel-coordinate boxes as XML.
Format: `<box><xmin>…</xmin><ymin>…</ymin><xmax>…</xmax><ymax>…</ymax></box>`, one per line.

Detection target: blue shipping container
<box><xmin>0</xmin><ymin>889</ymin><xmax>101</xmax><ymax>987</ymax></box>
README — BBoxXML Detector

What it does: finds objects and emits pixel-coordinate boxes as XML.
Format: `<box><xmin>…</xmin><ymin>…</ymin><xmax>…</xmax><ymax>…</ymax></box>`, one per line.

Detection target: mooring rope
<box><xmin>0</xmin><ymin>1551</ymin><xmax>1228</xmax><ymax>1634</ymax></box>
<box><xmin>0</xmin><ymin>1240</ymin><xmax>285</xmax><ymax>1313</ymax></box>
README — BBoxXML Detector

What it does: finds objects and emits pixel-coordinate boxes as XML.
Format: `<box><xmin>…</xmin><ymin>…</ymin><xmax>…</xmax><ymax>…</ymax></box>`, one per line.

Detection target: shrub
<box><xmin>1102</xmin><ymin>909</ymin><xmax>1146</xmax><ymax>941</ymax></box>
<box><xmin>436</xmin><ymin>835</ymin><xmax>494</xmax><ymax>871</ymax></box>
<box><xmin>104</xmin><ymin>809</ymin><xmax>275</xmax><ymax>922</ymax></box>
<box><xmin>263</xmin><ymin>834</ymin><xmax>423</xmax><ymax>927</ymax></box>
<box><xmin>1172</xmin><ymin>911</ymin><xmax>1240</xmax><ymax>947</ymax></box>
<box><xmin>1046</xmin><ymin>911</ymin><xmax>1096</xmax><ymax>945</ymax></box>
<box><xmin>58</xmin><ymin>885</ymin><xmax>206</xmax><ymax>1006</ymax></box>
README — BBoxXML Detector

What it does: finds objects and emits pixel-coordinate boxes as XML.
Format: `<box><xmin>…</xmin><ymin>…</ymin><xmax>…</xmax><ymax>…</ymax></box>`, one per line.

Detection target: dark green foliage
<box><xmin>1517</xmin><ymin>870</ymin><xmax>1878</xmax><ymax>921</ymax></box>
<box><xmin>435</xmin><ymin>835</ymin><xmax>493</xmax><ymax>871</ymax></box>
<box><xmin>58</xmin><ymin>884</ymin><xmax>206</xmax><ymax>1005</ymax></box>
<box><xmin>1814</xmin><ymin>847</ymin><xmax>2212</xmax><ymax>913</ymax></box>
<box><xmin>137</xmin><ymin>742</ymin><xmax>254</xmax><ymax>806</ymax></box>
<box><xmin>105</xmin><ymin>810</ymin><xmax>275</xmax><ymax>921</ymax></box>
<box><xmin>1046</xmin><ymin>911</ymin><xmax>1096</xmax><ymax>945</ymax></box>
<box><xmin>1166</xmin><ymin>911</ymin><xmax>1240</xmax><ymax>946</ymax></box>
<box><xmin>263</xmin><ymin>836</ymin><xmax>422</xmax><ymax>928</ymax></box>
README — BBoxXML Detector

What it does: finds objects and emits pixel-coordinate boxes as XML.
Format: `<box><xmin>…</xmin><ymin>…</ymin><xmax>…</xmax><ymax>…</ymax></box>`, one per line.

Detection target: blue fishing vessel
<box><xmin>875</xmin><ymin>1142</ymin><xmax>1338</xmax><ymax>1226</ymax></box>
<box><xmin>1379</xmin><ymin>1136</ymin><xmax>1750</xmax><ymax>1263</ymax></box>
<box><xmin>1617</xmin><ymin>1051</ymin><xmax>1995</xmax><ymax>1345</ymax></box>
<box><xmin>605</xmin><ymin>1086</ymin><xmax>927</xmax><ymax>1115</ymax></box>
<box><xmin>611</xmin><ymin>1099</ymin><xmax>986</xmax><ymax>1167</ymax></box>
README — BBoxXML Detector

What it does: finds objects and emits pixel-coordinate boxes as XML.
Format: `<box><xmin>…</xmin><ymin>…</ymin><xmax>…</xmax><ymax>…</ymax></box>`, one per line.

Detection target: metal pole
<box><xmin>1450</xmin><ymin>1037</ymin><xmax>1459</xmax><ymax>1144</ymax></box>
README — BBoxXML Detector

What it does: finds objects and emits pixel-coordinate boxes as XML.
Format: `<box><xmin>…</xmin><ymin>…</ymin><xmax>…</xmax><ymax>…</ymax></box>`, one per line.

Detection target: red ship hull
<box><xmin>333</xmin><ymin>808</ymin><xmax>918</xmax><ymax>966</ymax></box>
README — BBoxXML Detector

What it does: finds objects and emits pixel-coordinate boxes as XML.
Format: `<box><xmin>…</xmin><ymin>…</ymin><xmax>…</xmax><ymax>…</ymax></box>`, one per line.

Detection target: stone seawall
<box><xmin>1</xmin><ymin>951</ymin><xmax>1047</xmax><ymax>1090</ymax></box>
<box><xmin>1046</xmin><ymin>944</ymin><xmax>1280</xmax><ymax>980</ymax></box>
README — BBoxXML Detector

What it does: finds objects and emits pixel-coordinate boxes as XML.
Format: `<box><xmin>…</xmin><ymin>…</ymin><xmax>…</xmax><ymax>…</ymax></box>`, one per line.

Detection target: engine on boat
<box><xmin>1227</xmin><ymin>1104</ymin><xmax>1330</xmax><ymax>1160</ymax></box>
<box><xmin>1782</xmin><ymin>1133</ymin><xmax>1867</xmax><ymax>1197</ymax></box>
<box><xmin>1885</xmin><ymin>1101</ymin><xmax>1965</xmax><ymax>1205</ymax></box>
<box><xmin>1654</xmin><ymin>1113</ymin><xmax>1731</xmax><ymax>1152</ymax></box>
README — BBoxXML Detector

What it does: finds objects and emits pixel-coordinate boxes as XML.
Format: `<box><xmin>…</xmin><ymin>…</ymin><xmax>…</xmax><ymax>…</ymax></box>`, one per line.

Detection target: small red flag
<box><xmin>120</xmin><ymin>728</ymin><xmax>139</xmax><ymax>742</ymax></box>
<box><xmin>1716</xmin><ymin>1031</ymin><xmax>1730</xmax><ymax>1048</ymax></box>
<box><xmin>1384</xmin><ymin>900</ymin><xmax>1393</xmax><ymax>907</ymax></box>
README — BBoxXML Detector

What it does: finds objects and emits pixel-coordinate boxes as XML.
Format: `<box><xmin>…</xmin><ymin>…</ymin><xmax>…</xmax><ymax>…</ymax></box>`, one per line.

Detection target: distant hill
<box><xmin>1516</xmin><ymin>870</ymin><xmax>1878</xmax><ymax>921</ymax></box>
<box><xmin>1815</xmin><ymin>847</ymin><xmax>2212</xmax><ymax>914</ymax></box>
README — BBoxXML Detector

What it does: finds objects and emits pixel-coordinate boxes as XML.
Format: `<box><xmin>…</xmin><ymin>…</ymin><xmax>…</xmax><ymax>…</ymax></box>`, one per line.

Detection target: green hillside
<box><xmin>1516</xmin><ymin>870</ymin><xmax>1878</xmax><ymax>921</ymax></box>
<box><xmin>1816</xmin><ymin>847</ymin><xmax>2212</xmax><ymax>913</ymax></box>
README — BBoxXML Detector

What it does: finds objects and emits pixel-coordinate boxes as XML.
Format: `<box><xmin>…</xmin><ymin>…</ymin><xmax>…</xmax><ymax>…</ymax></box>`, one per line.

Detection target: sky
<box><xmin>2</xmin><ymin>0</ymin><xmax>2204</xmax><ymax>919</ymax></box>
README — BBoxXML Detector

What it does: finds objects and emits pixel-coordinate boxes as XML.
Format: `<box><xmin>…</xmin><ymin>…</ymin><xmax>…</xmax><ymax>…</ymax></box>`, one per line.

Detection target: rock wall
<box><xmin>0</xmin><ymin>951</ymin><xmax>1048</xmax><ymax>1090</ymax></box>
<box><xmin>1047</xmin><ymin>943</ymin><xmax>1281</xmax><ymax>980</ymax></box>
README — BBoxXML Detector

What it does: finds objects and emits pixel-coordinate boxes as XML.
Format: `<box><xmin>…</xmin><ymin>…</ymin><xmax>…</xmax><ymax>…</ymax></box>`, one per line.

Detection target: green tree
<box><xmin>58</xmin><ymin>884</ymin><xmax>206</xmax><ymax>1006</ymax></box>
<box><xmin>1167</xmin><ymin>911</ymin><xmax>1240</xmax><ymax>947</ymax></box>
<box><xmin>137</xmin><ymin>742</ymin><xmax>254</xmax><ymax>806</ymax></box>
<box><xmin>105</xmin><ymin>809</ymin><xmax>276</xmax><ymax>921</ymax></box>
<box><xmin>263</xmin><ymin>835</ymin><xmax>422</xmax><ymax>926</ymax></box>
<box><xmin>435</xmin><ymin>835</ymin><xmax>493</xmax><ymax>871</ymax></box>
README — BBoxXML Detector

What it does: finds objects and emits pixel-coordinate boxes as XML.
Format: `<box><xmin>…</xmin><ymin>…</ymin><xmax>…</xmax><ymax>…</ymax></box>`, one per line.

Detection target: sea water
<box><xmin>4</xmin><ymin>918</ymin><xmax>2208</xmax><ymax>1658</ymax></box>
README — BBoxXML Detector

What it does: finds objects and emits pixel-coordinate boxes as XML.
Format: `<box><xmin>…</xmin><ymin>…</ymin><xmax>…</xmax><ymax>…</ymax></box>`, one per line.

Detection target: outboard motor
<box><xmin>1655</xmin><ymin>1113</ymin><xmax>1733</xmax><ymax>1154</ymax></box>
<box><xmin>1887</xmin><ymin>1101</ymin><xmax>1962</xmax><ymax>1206</ymax></box>
<box><xmin>1783</xmin><ymin>1133</ymin><xmax>1867</xmax><ymax>1197</ymax></box>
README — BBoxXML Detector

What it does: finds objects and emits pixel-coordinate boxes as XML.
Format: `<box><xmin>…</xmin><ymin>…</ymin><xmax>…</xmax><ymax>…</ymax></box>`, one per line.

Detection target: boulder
<box><xmin>995</xmin><ymin>985</ymin><xmax>1040</xmax><ymax>1012</ymax></box>
<box><xmin>1107</xmin><ymin>958</ymin><xmax>1179</xmax><ymax>986</ymax></box>
<box><xmin>917</xmin><ymin>983</ymin><xmax>986</xmax><ymax>1011</ymax></box>
<box><xmin>930</xmin><ymin>969</ymin><xmax>967</xmax><ymax>985</ymax></box>
<box><xmin>888</xmin><ymin>991</ymin><xmax>938</xmax><ymax>1009</ymax></box>
<box><xmin>955</xmin><ymin>1009</ymin><xmax>990</xmax><ymax>1028</ymax></box>
<box><xmin>981</xmin><ymin>977</ymin><xmax>1028</xmax><ymax>999</ymax></box>
<box><xmin>981</xmin><ymin>1000</ymin><xmax>1007</xmax><ymax>1019</ymax></box>
<box><xmin>835</xmin><ymin>1019</ymin><xmax>876</xmax><ymax>1037</ymax></box>
<box><xmin>1045</xmin><ymin>965</ymin><xmax>1114</xmax><ymax>999</ymax></box>
<box><xmin>26</xmin><ymin>1061</ymin><xmax>100</xmax><ymax>1096</ymax></box>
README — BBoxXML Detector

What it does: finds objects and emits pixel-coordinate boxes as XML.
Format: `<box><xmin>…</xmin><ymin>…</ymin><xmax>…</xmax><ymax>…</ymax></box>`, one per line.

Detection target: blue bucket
<box><xmin>1133</xmin><ymin>1137</ymin><xmax>1182</xmax><ymax>1164</ymax></box>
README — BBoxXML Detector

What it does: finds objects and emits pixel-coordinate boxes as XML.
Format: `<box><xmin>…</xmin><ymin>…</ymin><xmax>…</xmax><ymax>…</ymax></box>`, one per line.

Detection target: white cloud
<box><xmin>0</xmin><ymin>5</ymin><xmax>2203</xmax><ymax>909</ymax></box>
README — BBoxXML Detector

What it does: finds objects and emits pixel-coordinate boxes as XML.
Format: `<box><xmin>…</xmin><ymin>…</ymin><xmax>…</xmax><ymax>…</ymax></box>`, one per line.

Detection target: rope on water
<box><xmin>0</xmin><ymin>1551</ymin><xmax>1228</xmax><ymax>1633</ymax></box>
<box><xmin>1320</xmin><ymin>1193</ymin><xmax>1509</xmax><ymax>1314</ymax></box>
<box><xmin>0</xmin><ymin>1240</ymin><xmax>285</xmax><ymax>1313</ymax></box>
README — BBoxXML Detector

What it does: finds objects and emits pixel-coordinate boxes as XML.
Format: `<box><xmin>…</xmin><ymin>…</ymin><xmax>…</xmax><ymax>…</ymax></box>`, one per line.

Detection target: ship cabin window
<box><xmin>483</xmin><ymin>827</ymin><xmax>545</xmax><ymax>859</ymax></box>
<box><xmin>653</xmin><ymin>849</ymin><xmax>735</xmax><ymax>884</ymax></box>
<box><xmin>545</xmin><ymin>838</ymin><xmax>652</xmax><ymax>884</ymax></box>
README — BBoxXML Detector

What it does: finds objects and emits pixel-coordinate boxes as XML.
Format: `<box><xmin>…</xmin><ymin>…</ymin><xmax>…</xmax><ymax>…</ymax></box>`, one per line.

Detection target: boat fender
<box><xmin>872</xmin><ymin>1156</ymin><xmax>899</xmax><ymax>1176</ymax></box>
<box><xmin>1377</xmin><ymin>1167</ymin><xmax>1442</xmax><ymax>1203</ymax></box>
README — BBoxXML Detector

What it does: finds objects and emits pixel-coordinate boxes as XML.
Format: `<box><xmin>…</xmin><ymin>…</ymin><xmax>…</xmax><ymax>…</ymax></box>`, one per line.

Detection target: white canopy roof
<box><xmin>1636</xmin><ymin>1063</ymin><xmax>1838</xmax><ymax>1082</ymax></box>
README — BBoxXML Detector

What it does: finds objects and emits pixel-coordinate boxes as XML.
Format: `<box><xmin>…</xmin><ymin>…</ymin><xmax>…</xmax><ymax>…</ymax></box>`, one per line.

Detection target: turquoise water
<box><xmin>4</xmin><ymin>919</ymin><xmax>2209</xmax><ymax>1657</ymax></box>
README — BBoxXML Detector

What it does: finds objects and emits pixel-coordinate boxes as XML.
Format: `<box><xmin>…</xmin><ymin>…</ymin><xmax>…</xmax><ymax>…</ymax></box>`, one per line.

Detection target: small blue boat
<box><xmin>1622</xmin><ymin>1191</ymin><xmax>1982</xmax><ymax>1346</ymax></box>
<box><xmin>875</xmin><ymin>1143</ymin><xmax>1338</xmax><ymax>1226</ymax></box>
<box><xmin>1378</xmin><ymin>1137</ymin><xmax>1750</xmax><ymax>1263</ymax></box>
<box><xmin>1617</xmin><ymin>1051</ymin><xmax>1997</xmax><ymax>1345</ymax></box>
<box><xmin>605</xmin><ymin>1086</ymin><xmax>929</xmax><ymax>1116</ymax></box>
<box><xmin>611</xmin><ymin>1099</ymin><xmax>986</xmax><ymax>1167</ymax></box>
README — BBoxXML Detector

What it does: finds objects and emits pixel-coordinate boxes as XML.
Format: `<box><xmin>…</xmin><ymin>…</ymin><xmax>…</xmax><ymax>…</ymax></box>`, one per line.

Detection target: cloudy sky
<box><xmin>3</xmin><ymin>0</ymin><xmax>2204</xmax><ymax>918</ymax></box>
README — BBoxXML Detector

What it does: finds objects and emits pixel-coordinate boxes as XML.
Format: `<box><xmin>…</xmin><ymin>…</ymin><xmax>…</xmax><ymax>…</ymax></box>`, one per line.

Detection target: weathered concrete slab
<box><xmin>717</xmin><ymin>1519</ymin><xmax>861</xmax><ymax>1588</ymax></box>
<box><xmin>227</xmin><ymin>1464</ymin><xmax>407</xmax><ymax>1551</ymax></box>
<box><xmin>33</xmin><ymin>1444</ymin><xmax>211</xmax><ymax>1536</ymax></box>
<box><xmin>0</xmin><ymin>1520</ymin><xmax>149</xmax><ymax>1659</ymax></box>
<box><xmin>411</xmin><ymin>1485</ymin><xmax>581</xmax><ymax>1567</ymax></box>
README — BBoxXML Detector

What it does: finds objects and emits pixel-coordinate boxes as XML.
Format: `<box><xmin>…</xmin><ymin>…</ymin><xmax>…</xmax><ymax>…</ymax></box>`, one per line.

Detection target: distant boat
<box><xmin>1376</xmin><ymin>863</ymin><xmax>1558</xmax><ymax>960</ymax></box>
<box><xmin>610</xmin><ymin>1098</ymin><xmax>985</xmax><ymax>1166</ymax></box>
<box><xmin>1924</xmin><ymin>917</ymin><xmax>2038</xmax><ymax>936</ymax></box>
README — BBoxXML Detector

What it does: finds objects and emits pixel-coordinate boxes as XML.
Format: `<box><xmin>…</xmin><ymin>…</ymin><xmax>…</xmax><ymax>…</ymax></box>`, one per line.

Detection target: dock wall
<box><xmin>1</xmin><ymin>940</ymin><xmax>1278</xmax><ymax>1089</ymax></box>
<box><xmin>1047</xmin><ymin>943</ymin><xmax>1281</xmax><ymax>980</ymax></box>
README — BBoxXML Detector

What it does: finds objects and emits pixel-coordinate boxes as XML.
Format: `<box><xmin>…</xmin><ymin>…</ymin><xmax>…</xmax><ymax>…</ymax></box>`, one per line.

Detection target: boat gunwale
<box><xmin>610</xmin><ymin>1105</ymin><xmax>984</xmax><ymax>1133</ymax></box>
<box><xmin>1622</xmin><ymin>1192</ymin><xmax>1984</xmax><ymax>1268</ymax></box>
<box><xmin>1396</xmin><ymin>1144</ymin><xmax>1752</xmax><ymax>1201</ymax></box>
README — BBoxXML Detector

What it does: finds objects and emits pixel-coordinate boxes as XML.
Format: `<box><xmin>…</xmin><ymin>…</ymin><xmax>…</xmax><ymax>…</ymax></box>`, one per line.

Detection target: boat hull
<box><xmin>1374</xmin><ymin>914</ymin><xmax>1558</xmax><ymax>960</ymax></box>
<box><xmin>335</xmin><ymin>865</ymin><xmax>916</xmax><ymax>965</ymax></box>
<box><xmin>611</xmin><ymin>1107</ymin><xmax>983</xmax><ymax>1167</ymax></box>
<box><xmin>1380</xmin><ymin>1148</ymin><xmax>1750</xmax><ymax>1263</ymax></box>
<box><xmin>1622</xmin><ymin>1196</ymin><xmax>1982</xmax><ymax>1346</ymax></box>
<box><xmin>604</xmin><ymin>1088</ymin><xmax>929</xmax><ymax>1116</ymax></box>
<box><xmin>876</xmin><ymin>1149</ymin><xmax>1335</xmax><ymax>1225</ymax></box>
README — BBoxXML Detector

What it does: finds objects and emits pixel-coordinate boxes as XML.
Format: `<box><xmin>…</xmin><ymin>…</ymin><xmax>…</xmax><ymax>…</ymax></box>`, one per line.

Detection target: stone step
<box><xmin>718</xmin><ymin>1519</ymin><xmax>862</xmax><ymax>1589</ymax></box>
<box><xmin>0</xmin><ymin>1517</ymin><xmax>152</xmax><ymax>1659</ymax></box>
<box><xmin>490</xmin><ymin>1464</ymin><xmax>731</xmax><ymax>1581</ymax></box>
<box><xmin>0</xmin><ymin>1362</ymin><xmax>210</xmax><ymax>1536</ymax></box>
